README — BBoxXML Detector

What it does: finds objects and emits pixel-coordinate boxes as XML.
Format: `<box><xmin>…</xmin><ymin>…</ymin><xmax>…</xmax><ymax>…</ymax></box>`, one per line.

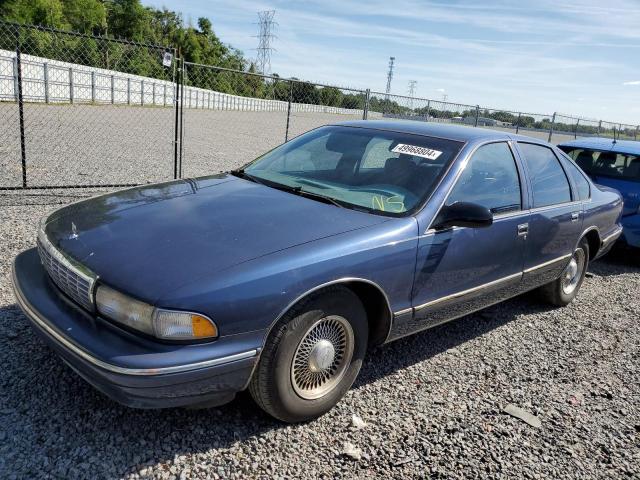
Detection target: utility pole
<box><xmin>407</xmin><ymin>80</ymin><xmax>417</xmax><ymax>112</ymax></box>
<box><xmin>385</xmin><ymin>57</ymin><xmax>395</xmax><ymax>100</ymax></box>
<box><xmin>442</xmin><ymin>93</ymin><xmax>448</xmax><ymax>102</ymax></box>
<box><xmin>255</xmin><ymin>10</ymin><xmax>276</xmax><ymax>75</ymax></box>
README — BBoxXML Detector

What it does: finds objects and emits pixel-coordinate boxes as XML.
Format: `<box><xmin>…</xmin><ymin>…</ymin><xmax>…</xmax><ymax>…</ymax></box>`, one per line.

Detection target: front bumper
<box><xmin>12</xmin><ymin>248</ymin><xmax>262</xmax><ymax>409</ymax></box>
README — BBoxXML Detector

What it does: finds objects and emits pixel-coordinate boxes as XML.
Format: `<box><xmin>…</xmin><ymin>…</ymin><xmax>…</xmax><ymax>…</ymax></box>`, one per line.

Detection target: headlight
<box><xmin>95</xmin><ymin>285</ymin><xmax>218</xmax><ymax>340</ymax></box>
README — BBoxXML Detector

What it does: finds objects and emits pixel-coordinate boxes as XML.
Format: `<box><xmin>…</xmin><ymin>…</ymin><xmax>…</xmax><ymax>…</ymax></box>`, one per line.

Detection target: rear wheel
<box><xmin>249</xmin><ymin>286</ymin><xmax>368</xmax><ymax>423</ymax></box>
<box><xmin>539</xmin><ymin>238</ymin><xmax>589</xmax><ymax>306</ymax></box>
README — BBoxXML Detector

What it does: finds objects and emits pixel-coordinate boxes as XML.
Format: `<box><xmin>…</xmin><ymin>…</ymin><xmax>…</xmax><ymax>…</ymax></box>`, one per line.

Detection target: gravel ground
<box><xmin>0</xmin><ymin>103</ymin><xmax>578</xmax><ymax>189</ymax></box>
<box><xmin>0</xmin><ymin>190</ymin><xmax>638</xmax><ymax>479</ymax></box>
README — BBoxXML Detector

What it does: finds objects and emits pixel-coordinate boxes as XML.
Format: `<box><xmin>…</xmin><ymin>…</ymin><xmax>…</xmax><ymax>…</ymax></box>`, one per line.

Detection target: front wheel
<box><xmin>538</xmin><ymin>238</ymin><xmax>589</xmax><ymax>306</ymax></box>
<box><xmin>249</xmin><ymin>286</ymin><xmax>368</xmax><ymax>423</ymax></box>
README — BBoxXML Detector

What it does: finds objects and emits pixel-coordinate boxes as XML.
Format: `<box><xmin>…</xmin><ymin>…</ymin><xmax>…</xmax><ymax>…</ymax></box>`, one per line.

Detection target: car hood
<box><xmin>43</xmin><ymin>174</ymin><xmax>388</xmax><ymax>302</ymax></box>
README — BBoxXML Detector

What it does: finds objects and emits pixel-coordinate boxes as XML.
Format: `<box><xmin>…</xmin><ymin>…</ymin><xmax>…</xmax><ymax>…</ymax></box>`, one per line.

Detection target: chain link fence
<box><xmin>0</xmin><ymin>21</ymin><xmax>177</xmax><ymax>189</ymax></box>
<box><xmin>178</xmin><ymin>63</ymin><xmax>369</xmax><ymax>177</ymax></box>
<box><xmin>0</xmin><ymin>20</ymin><xmax>638</xmax><ymax>190</ymax></box>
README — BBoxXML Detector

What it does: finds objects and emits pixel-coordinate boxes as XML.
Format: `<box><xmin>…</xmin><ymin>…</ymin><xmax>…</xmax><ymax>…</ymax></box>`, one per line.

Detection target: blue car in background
<box><xmin>13</xmin><ymin>121</ymin><xmax>623</xmax><ymax>422</ymax></box>
<box><xmin>558</xmin><ymin>138</ymin><xmax>640</xmax><ymax>248</ymax></box>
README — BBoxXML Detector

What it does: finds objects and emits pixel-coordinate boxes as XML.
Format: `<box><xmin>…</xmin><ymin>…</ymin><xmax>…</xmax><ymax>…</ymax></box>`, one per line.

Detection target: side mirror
<box><xmin>433</xmin><ymin>201</ymin><xmax>493</xmax><ymax>230</ymax></box>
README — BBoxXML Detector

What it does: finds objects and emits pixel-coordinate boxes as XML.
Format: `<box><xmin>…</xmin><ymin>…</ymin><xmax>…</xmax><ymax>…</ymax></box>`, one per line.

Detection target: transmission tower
<box><xmin>407</xmin><ymin>80</ymin><xmax>417</xmax><ymax>110</ymax></box>
<box><xmin>255</xmin><ymin>10</ymin><xmax>276</xmax><ymax>75</ymax></box>
<box><xmin>385</xmin><ymin>57</ymin><xmax>395</xmax><ymax>100</ymax></box>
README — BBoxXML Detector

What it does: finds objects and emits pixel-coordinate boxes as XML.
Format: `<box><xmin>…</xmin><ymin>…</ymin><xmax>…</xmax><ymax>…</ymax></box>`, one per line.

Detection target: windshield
<box><xmin>243</xmin><ymin>126</ymin><xmax>464</xmax><ymax>216</ymax></box>
<box><xmin>559</xmin><ymin>146</ymin><xmax>640</xmax><ymax>182</ymax></box>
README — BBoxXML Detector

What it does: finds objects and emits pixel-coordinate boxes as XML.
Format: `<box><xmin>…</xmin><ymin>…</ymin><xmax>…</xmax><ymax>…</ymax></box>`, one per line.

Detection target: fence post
<box><xmin>574</xmin><ymin>118</ymin><xmax>580</xmax><ymax>139</ymax></box>
<box><xmin>69</xmin><ymin>67</ymin><xmax>74</xmax><ymax>103</ymax></box>
<box><xmin>474</xmin><ymin>105</ymin><xmax>480</xmax><ymax>127</ymax></box>
<box><xmin>173</xmin><ymin>59</ymin><xmax>181</xmax><ymax>180</ymax></box>
<box><xmin>635</xmin><ymin>125</ymin><xmax>639</xmax><ymax>141</ymax></box>
<box><xmin>152</xmin><ymin>82</ymin><xmax>156</xmax><ymax>105</ymax></box>
<box><xmin>515</xmin><ymin>112</ymin><xmax>521</xmax><ymax>134</ymax></box>
<box><xmin>43</xmin><ymin>63</ymin><xmax>50</xmax><ymax>103</ymax></box>
<box><xmin>363</xmin><ymin>88</ymin><xmax>370</xmax><ymax>120</ymax></box>
<box><xmin>619</xmin><ymin>124</ymin><xmax>623</xmax><ymax>139</ymax></box>
<box><xmin>597</xmin><ymin>120</ymin><xmax>602</xmax><ymax>136</ymax></box>
<box><xmin>110</xmin><ymin>75</ymin><xmax>114</xmax><ymax>104</ymax></box>
<box><xmin>91</xmin><ymin>71</ymin><xmax>96</xmax><ymax>103</ymax></box>
<box><xmin>548</xmin><ymin>112</ymin><xmax>556</xmax><ymax>142</ymax></box>
<box><xmin>425</xmin><ymin>100</ymin><xmax>431</xmax><ymax>122</ymax></box>
<box><xmin>127</xmin><ymin>78</ymin><xmax>131</xmax><ymax>105</ymax></box>
<box><xmin>141</xmin><ymin>80</ymin><xmax>145</xmax><ymax>106</ymax></box>
<box><xmin>285</xmin><ymin>81</ymin><xmax>293</xmax><ymax>142</ymax></box>
<box><xmin>15</xmin><ymin>35</ymin><xmax>27</xmax><ymax>188</ymax></box>
<box><xmin>179</xmin><ymin>58</ymin><xmax>185</xmax><ymax>178</ymax></box>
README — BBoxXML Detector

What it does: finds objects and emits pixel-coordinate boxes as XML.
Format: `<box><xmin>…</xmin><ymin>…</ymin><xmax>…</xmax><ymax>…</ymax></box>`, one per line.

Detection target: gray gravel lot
<box><xmin>0</xmin><ymin>191</ymin><xmax>638</xmax><ymax>479</ymax></box>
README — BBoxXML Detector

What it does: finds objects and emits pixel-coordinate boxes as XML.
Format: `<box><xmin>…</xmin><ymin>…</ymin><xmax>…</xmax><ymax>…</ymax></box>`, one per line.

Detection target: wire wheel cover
<box><xmin>291</xmin><ymin>315</ymin><xmax>354</xmax><ymax>400</ymax></box>
<box><xmin>562</xmin><ymin>248</ymin><xmax>586</xmax><ymax>295</ymax></box>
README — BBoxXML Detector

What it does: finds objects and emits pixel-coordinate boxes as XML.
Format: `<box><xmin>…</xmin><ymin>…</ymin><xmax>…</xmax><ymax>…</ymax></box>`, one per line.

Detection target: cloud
<box><xmin>436</xmin><ymin>88</ymin><xmax>446</xmax><ymax>93</ymax></box>
<box><xmin>623</xmin><ymin>81</ymin><xmax>640</xmax><ymax>85</ymax></box>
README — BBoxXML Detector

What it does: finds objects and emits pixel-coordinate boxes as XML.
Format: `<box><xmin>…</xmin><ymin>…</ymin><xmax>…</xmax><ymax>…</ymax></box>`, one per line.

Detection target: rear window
<box><xmin>560</xmin><ymin>147</ymin><xmax>640</xmax><ymax>182</ymax></box>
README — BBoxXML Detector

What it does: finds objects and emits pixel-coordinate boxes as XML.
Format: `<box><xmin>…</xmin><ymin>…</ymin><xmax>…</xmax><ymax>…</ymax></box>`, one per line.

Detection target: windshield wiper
<box><xmin>231</xmin><ymin>170</ymin><xmax>345</xmax><ymax>208</ymax></box>
<box><xmin>293</xmin><ymin>187</ymin><xmax>346</xmax><ymax>208</ymax></box>
<box><xmin>230</xmin><ymin>168</ymin><xmax>267</xmax><ymax>186</ymax></box>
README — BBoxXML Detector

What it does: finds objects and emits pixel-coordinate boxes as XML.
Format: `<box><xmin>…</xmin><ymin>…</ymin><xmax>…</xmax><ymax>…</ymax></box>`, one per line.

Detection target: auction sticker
<box><xmin>392</xmin><ymin>143</ymin><xmax>442</xmax><ymax>160</ymax></box>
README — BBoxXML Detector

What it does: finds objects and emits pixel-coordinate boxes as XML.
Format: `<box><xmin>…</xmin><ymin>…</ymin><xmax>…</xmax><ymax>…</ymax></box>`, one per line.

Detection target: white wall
<box><xmin>0</xmin><ymin>50</ymin><xmax>365</xmax><ymax>115</ymax></box>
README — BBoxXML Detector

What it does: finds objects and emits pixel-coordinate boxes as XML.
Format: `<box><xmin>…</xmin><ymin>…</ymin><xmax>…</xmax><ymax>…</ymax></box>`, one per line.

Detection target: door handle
<box><xmin>517</xmin><ymin>223</ymin><xmax>528</xmax><ymax>236</ymax></box>
<box><xmin>571</xmin><ymin>211</ymin><xmax>580</xmax><ymax>221</ymax></box>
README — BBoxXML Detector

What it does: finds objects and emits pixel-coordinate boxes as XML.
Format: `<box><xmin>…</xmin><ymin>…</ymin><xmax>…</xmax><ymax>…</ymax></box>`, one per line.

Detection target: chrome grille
<box><xmin>37</xmin><ymin>235</ymin><xmax>96</xmax><ymax>311</ymax></box>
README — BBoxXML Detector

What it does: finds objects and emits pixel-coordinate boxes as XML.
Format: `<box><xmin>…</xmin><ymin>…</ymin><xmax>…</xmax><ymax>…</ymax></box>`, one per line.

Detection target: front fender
<box><xmin>156</xmin><ymin>218</ymin><xmax>419</xmax><ymax>339</ymax></box>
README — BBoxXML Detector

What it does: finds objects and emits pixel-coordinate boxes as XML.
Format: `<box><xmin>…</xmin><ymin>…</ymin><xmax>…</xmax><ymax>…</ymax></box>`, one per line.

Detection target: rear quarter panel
<box><xmin>583</xmin><ymin>184</ymin><xmax>623</xmax><ymax>243</ymax></box>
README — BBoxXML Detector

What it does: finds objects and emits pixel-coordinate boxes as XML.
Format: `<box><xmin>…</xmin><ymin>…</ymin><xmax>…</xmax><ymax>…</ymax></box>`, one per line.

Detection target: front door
<box><xmin>399</xmin><ymin>141</ymin><xmax>528</xmax><ymax>339</ymax></box>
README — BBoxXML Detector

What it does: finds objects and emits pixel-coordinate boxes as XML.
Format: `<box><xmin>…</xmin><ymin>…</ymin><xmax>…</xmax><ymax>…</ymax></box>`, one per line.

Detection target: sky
<box><xmin>142</xmin><ymin>0</ymin><xmax>640</xmax><ymax>124</ymax></box>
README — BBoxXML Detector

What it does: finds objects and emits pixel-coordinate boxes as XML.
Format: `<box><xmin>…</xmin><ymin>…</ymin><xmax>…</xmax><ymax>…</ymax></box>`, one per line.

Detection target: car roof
<box><xmin>557</xmin><ymin>137</ymin><xmax>640</xmax><ymax>155</ymax></box>
<box><xmin>332</xmin><ymin>119</ymin><xmax>542</xmax><ymax>144</ymax></box>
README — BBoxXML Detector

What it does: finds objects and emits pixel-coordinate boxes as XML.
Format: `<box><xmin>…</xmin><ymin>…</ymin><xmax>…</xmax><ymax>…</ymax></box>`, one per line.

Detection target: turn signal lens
<box><xmin>191</xmin><ymin>314</ymin><xmax>218</xmax><ymax>338</ymax></box>
<box><xmin>153</xmin><ymin>309</ymin><xmax>218</xmax><ymax>340</ymax></box>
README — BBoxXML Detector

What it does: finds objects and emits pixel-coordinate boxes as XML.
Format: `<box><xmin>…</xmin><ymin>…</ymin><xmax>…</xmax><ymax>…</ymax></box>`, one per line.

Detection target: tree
<box><xmin>1</xmin><ymin>0</ymin><xmax>66</xmax><ymax>28</ymax></box>
<box><xmin>63</xmin><ymin>0</ymin><xmax>106</xmax><ymax>34</ymax></box>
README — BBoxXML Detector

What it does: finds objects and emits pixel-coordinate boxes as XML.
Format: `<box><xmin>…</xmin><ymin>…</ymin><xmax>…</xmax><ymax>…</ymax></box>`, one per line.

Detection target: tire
<box><xmin>538</xmin><ymin>237</ymin><xmax>589</xmax><ymax>307</ymax></box>
<box><xmin>249</xmin><ymin>286</ymin><xmax>368</xmax><ymax>423</ymax></box>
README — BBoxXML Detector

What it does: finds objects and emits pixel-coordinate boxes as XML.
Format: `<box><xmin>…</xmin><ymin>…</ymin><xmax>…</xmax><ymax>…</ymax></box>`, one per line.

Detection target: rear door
<box><xmin>516</xmin><ymin>142</ymin><xmax>583</xmax><ymax>289</ymax></box>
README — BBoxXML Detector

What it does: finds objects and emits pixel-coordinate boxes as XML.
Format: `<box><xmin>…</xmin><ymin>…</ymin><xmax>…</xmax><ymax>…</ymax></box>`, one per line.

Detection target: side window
<box><xmin>519</xmin><ymin>143</ymin><xmax>572</xmax><ymax>208</ymax></box>
<box><xmin>561</xmin><ymin>148</ymin><xmax>595</xmax><ymax>174</ymax></box>
<box><xmin>446</xmin><ymin>142</ymin><xmax>521</xmax><ymax>214</ymax></box>
<box><xmin>562</xmin><ymin>156</ymin><xmax>591</xmax><ymax>200</ymax></box>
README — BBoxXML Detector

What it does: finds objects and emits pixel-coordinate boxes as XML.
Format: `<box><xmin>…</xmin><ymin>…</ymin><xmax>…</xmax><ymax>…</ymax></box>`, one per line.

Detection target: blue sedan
<box><xmin>558</xmin><ymin>137</ymin><xmax>640</xmax><ymax>248</ymax></box>
<box><xmin>12</xmin><ymin>121</ymin><xmax>623</xmax><ymax>422</ymax></box>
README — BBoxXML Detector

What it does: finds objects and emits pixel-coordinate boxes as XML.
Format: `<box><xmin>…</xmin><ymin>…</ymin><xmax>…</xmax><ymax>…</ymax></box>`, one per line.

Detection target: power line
<box><xmin>407</xmin><ymin>80</ymin><xmax>417</xmax><ymax>110</ymax></box>
<box><xmin>385</xmin><ymin>56</ymin><xmax>395</xmax><ymax>100</ymax></box>
<box><xmin>254</xmin><ymin>10</ymin><xmax>276</xmax><ymax>75</ymax></box>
